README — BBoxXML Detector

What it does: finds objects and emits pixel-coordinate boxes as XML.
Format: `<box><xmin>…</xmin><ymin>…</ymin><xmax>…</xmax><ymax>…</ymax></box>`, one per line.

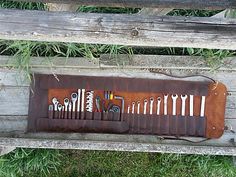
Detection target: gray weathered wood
<box><xmin>138</xmin><ymin>8</ymin><xmax>173</xmax><ymax>16</ymax></box>
<box><xmin>0</xmin><ymin>146</ymin><xmax>16</xmax><ymax>156</ymax></box>
<box><xmin>47</xmin><ymin>3</ymin><xmax>78</xmax><ymax>11</ymax></box>
<box><xmin>11</xmin><ymin>0</ymin><xmax>236</xmax><ymax>10</ymax></box>
<box><xmin>1</xmin><ymin>9</ymin><xmax>236</xmax><ymax>50</ymax></box>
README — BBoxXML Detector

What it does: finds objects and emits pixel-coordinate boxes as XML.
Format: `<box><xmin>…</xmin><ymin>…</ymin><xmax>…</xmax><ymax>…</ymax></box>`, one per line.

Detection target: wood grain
<box><xmin>11</xmin><ymin>0</ymin><xmax>236</xmax><ymax>10</ymax></box>
<box><xmin>0</xmin><ymin>9</ymin><xmax>236</xmax><ymax>50</ymax></box>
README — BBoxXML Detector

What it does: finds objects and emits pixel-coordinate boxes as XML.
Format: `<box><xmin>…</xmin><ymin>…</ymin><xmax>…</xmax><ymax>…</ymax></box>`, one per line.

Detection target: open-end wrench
<box><xmin>200</xmin><ymin>96</ymin><xmax>206</xmax><ymax>117</ymax></box>
<box><xmin>132</xmin><ymin>102</ymin><xmax>135</xmax><ymax>114</ymax></box>
<box><xmin>190</xmin><ymin>95</ymin><xmax>194</xmax><ymax>116</ymax></box>
<box><xmin>62</xmin><ymin>106</ymin><xmax>65</xmax><ymax>119</ymax></box>
<box><xmin>164</xmin><ymin>94</ymin><xmax>168</xmax><ymax>115</ymax></box>
<box><xmin>81</xmin><ymin>89</ymin><xmax>85</xmax><ymax>112</ymax></box>
<box><xmin>137</xmin><ymin>101</ymin><xmax>140</xmax><ymax>114</ymax></box>
<box><xmin>71</xmin><ymin>93</ymin><xmax>78</xmax><ymax>113</ymax></box>
<box><xmin>157</xmin><ymin>97</ymin><xmax>161</xmax><ymax>115</ymax></box>
<box><xmin>172</xmin><ymin>94</ymin><xmax>178</xmax><ymax>116</ymax></box>
<box><xmin>64</xmin><ymin>98</ymin><xmax>69</xmax><ymax>119</ymax></box>
<box><xmin>181</xmin><ymin>95</ymin><xmax>187</xmax><ymax>116</ymax></box>
<box><xmin>52</xmin><ymin>98</ymin><xmax>58</xmax><ymax>111</ymax></box>
<box><xmin>127</xmin><ymin>105</ymin><xmax>130</xmax><ymax>114</ymax></box>
<box><xmin>150</xmin><ymin>97</ymin><xmax>154</xmax><ymax>115</ymax></box>
<box><xmin>144</xmin><ymin>99</ymin><xmax>148</xmax><ymax>115</ymax></box>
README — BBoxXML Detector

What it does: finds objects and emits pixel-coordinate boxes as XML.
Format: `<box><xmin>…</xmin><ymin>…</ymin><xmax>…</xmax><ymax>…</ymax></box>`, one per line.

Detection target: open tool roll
<box><xmin>28</xmin><ymin>74</ymin><xmax>227</xmax><ymax>138</ymax></box>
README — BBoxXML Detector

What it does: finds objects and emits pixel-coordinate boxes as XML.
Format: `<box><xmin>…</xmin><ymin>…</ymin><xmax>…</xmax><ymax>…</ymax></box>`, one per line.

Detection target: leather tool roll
<box><xmin>28</xmin><ymin>74</ymin><xmax>228</xmax><ymax>139</ymax></box>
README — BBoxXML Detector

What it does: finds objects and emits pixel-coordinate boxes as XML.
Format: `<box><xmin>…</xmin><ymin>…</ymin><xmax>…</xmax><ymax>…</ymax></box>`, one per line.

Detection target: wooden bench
<box><xmin>0</xmin><ymin>0</ymin><xmax>235</xmax><ymax>155</ymax></box>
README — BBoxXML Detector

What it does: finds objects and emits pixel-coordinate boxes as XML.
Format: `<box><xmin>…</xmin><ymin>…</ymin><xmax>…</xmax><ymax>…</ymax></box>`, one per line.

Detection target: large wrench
<box><xmin>150</xmin><ymin>97</ymin><xmax>154</xmax><ymax>115</ymax></box>
<box><xmin>52</xmin><ymin>98</ymin><xmax>58</xmax><ymax>111</ymax></box>
<box><xmin>190</xmin><ymin>95</ymin><xmax>194</xmax><ymax>116</ymax></box>
<box><xmin>200</xmin><ymin>96</ymin><xmax>206</xmax><ymax>117</ymax></box>
<box><xmin>71</xmin><ymin>93</ymin><xmax>78</xmax><ymax>112</ymax></box>
<box><xmin>164</xmin><ymin>94</ymin><xmax>168</xmax><ymax>115</ymax></box>
<box><xmin>132</xmin><ymin>102</ymin><xmax>135</xmax><ymax>114</ymax></box>
<box><xmin>171</xmin><ymin>94</ymin><xmax>178</xmax><ymax>115</ymax></box>
<box><xmin>77</xmin><ymin>89</ymin><xmax>81</xmax><ymax>113</ymax></box>
<box><xmin>81</xmin><ymin>89</ymin><xmax>85</xmax><ymax>112</ymax></box>
<box><xmin>137</xmin><ymin>101</ymin><xmax>140</xmax><ymax>114</ymax></box>
<box><xmin>144</xmin><ymin>99</ymin><xmax>148</xmax><ymax>115</ymax></box>
<box><xmin>181</xmin><ymin>95</ymin><xmax>187</xmax><ymax>116</ymax></box>
<box><xmin>157</xmin><ymin>97</ymin><xmax>161</xmax><ymax>115</ymax></box>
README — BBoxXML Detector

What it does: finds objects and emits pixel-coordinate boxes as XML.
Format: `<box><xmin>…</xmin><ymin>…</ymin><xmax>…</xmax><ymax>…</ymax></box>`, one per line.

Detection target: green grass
<box><xmin>1</xmin><ymin>149</ymin><xmax>235</xmax><ymax>177</ymax></box>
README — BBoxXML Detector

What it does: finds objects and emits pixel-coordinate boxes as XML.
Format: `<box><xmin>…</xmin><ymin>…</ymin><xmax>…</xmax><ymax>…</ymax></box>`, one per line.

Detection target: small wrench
<box><xmin>127</xmin><ymin>105</ymin><xmax>130</xmax><ymax>114</ymax></box>
<box><xmin>190</xmin><ymin>95</ymin><xmax>194</xmax><ymax>116</ymax></box>
<box><xmin>144</xmin><ymin>99</ymin><xmax>148</xmax><ymax>115</ymax></box>
<box><xmin>164</xmin><ymin>94</ymin><xmax>168</xmax><ymax>115</ymax></box>
<box><xmin>181</xmin><ymin>95</ymin><xmax>187</xmax><ymax>116</ymax></box>
<box><xmin>172</xmin><ymin>94</ymin><xmax>178</xmax><ymax>116</ymax></box>
<box><xmin>68</xmin><ymin>102</ymin><xmax>72</xmax><ymax>112</ymax></box>
<box><xmin>157</xmin><ymin>97</ymin><xmax>161</xmax><ymax>115</ymax></box>
<box><xmin>137</xmin><ymin>101</ymin><xmax>140</xmax><ymax>114</ymax></box>
<box><xmin>71</xmin><ymin>93</ymin><xmax>78</xmax><ymax>112</ymax></box>
<box><xmin>64</xmin><ymin>98</ymin><xmax>69</xmax><ymax>112</ymax></box>
<box><xmin>58</xmin><ymin>104</ymin><xmax>62</xmax><ymax>118</ymax></box>
<box><xmin>132</xmin><ymin>102</ymin><xmax>135</xmax><ymax>114</ymax></box>
<box><xmin>52</xmin><ymin>98</ymin><xmax>59</xmax><ymax>111</ymax></box>
<box><xmin>150</xmin><ymin>97</ymin><xmax>154</xmax><ymax>115</ymax></box>
<box><xmin>200</xmin><ymin>96</ymin><xmax>206</xmax><ymax>117</ymax></box>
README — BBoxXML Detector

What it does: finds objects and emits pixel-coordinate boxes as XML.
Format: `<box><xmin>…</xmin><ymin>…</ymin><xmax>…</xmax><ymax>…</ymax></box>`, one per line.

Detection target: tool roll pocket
<box><xmin>28</xmin><ymin>74</ymin><xmax>227</xmax><ymax>139</ymax></box>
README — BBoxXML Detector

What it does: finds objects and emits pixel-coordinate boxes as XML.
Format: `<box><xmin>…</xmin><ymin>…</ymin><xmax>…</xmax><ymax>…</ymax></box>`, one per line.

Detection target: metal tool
<box><xmin>200</xmin><ymin>96</ymin><xmax>206</xmax><ymax>117</ymax></box>
<box><xmin>109</xmin><ymin>105</ymin><xmax>120</xmax><ymax>113</ymax></box>
<box><xmin>181</xmin><ymin>95</ymin><xmax>187</xmax><ymax>116</ymax></box>
<box><xmin>144</xmin><ymin>99</ymin><xmax>148</xmax><ymax>115</ymax></box>
<box><xmin>190</xmin><ymin>95</ymin><xmax>194</xmax><ymax>116</ymax></box>
<box><xmin>86</xmin><ymin>91</ymin><xmax>94</xmax><ymax>112</ymax></box>
<box><xmin>95</xmin><ymin>96</ymin><xmax>101</xmax><ymax>112</ymax></box>
<box><xmin>71</xmin><ymin>93</ymin><xmax>78</xmax><ymax>112</ymax></box>
<box><xmin>62</xmin><ymin>106</ymin><xmax>65</xmax><ymax>119</ymax></box>
<box><xmin>68</xmin><ymin>102</ymin><xmax>72</xmax><ymax>112</ymax></box>
<box><xmin>77</xmin><ymin>89</ymin><xmax>81</xmax><ymax>113</ymax></box>
<box><xmin>127</xmin><ymin>105</ymin><xmax>130</xmax><ymax>114</ymax></box>
<box><xmin>157</xmin><ymin>97</ymin><xmax>161</xmax><ymax>115</ymax></box>
<box><xmin>164</xmin><ymin>94</ymin><xmax>168</xmax><ymax>115</ymax></box>
<box><xmin>150</xmin><ymin>97</ymin><xmax>154</xmax><ymax>115</ymax></box>
<box><xmin>64</xmin><ymin>98</ymin><xmax>69</xmax><ymax>112</ymax></box>
<box><xmin>114</xmin><ymin>96</ymin><xmax>124</xmax><ymax>113</ymax></box>
<box><xmin>48</xmin><ymin>105</ymin><xmax>53</xmax><ymax>119</ymax></box>
<box><xmin>52</xmin><ymin>98</ymin><xmax>59</xmax><ymax>111</ymax></box>
<box><xmin>81</xmin><ymin>89</ymin><xmax>85</xmax><ymax>112</ymax></box>
<box><xmin>172</xmin><ymin>94</ymin><xmax>178</xmax><ymax>116</ymax></box>
<box><xmin>137</xmin><ymin>101</ymin><xmax>140</xmax><ymax>114</ymax></box>
<box><xmin>58</xmin><ymin>104</ymin><xmax>62</xmax><ymax>118</ymax></box>
<box><xmin>132</xmin><ymin>102</ymin><xmax>135</xmax><ymax>114</ymax></box>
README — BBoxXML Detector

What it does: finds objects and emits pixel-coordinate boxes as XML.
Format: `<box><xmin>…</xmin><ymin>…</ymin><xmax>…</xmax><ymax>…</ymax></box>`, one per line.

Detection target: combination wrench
<box><xmin>137</xmin><ymin>101</ymin><xmax>140</xmax><ymax>114</ymax></box>
<box><xmin>71</xmin><ymin>93</ymin><xmax>78</xmax><ymax>113</ymax></box>
<box><xmin>81</xmin><ymin>89</ymin><xmax>85</xmax><ymax>112</ymax></box>
<box><xmin>171</xmin><ymin>94</ymin><xmax>178</xmax><ymax>116</ymax></box>
<box><xmin>164</xmin><ymin>94</ymin><xmax>168</xmax><ymax>115</ymax></box>
<box><xmin>144</xmin><ymin>99</ymin><xmax>148</xmax><ymax>115</ymax></box>
<box><xmin>189</xmin><ymin>95</ymin><xmax>194</xmax><ymax>116</ymax></box>
<box><xmin>77</xmin><ymin>89</ymin><xmax>81</xmax><ymax>113</ymax></box>
<box><xmin>52</xmin><ymin>98</ymin><xmax>59</xmax><ymax>111</ymax></box>
<box><xmin>200</xmin><ymin>96</ymin><xmax>206</xmax><ymax>117</ymax></box>
<box><xmin>181</xmin><ymin>95</ymin><xmax>187</xmax><ymax>116</ymax></box>
<box><xmin>132</xmin><ymin>102</ymin><xmax>135</xmax><ymax>114</ymax></box>
<box><xmin>157</xmin><ymin>97</ymin><xmax>161</xmax><ymax>115</ymax></box>
<box><xmin>150</xmin><ymin>97</ymin><xmax>154</xmax><ymax>115</ymax></box>
<box><xmin>127</xmin><ymin>105</ymin><xmax>130</xmax><ymax>114</ymax></box>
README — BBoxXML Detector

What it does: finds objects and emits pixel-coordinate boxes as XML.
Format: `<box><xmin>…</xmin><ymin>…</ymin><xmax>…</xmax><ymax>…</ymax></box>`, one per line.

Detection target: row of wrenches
<box><xmin>49</xmin><ymin>89</ymin><xmax>94</xmax><ymax>119</ymax></box>
<box><xmin>127</xmin><ymin>94</ymin><xmax>206</xmax><ymax>117</ymax></box>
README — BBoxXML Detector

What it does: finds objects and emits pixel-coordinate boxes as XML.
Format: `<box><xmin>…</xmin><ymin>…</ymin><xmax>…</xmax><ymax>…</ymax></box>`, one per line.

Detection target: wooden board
<box><xmin>0</xmin><ymin>55</ymin><xmax>236</xmax><ymax>155</ymax></box>
<box><xmin>11</xmin><ymin>0</ymin><xmax>236</xmax><ymax>10</ymax></box>
<box><xmin>0</xmin><ymin>9</ymin><xmax>236</xmax><ymax>50</ymax></box>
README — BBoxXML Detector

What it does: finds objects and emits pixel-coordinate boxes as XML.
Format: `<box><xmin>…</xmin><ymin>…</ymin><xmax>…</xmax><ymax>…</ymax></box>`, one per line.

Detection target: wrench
<box><xmin>81</xmin><ymin>89</ymin><xmax>85</xmax><ymax>112</ymax></box>
<box><xmin>144</xmin><ymin>99</ymin><xmax>148</xmax><ymax>115</ymax></box>
<box><xmin>58</xmin><ymin>104</ymin><xmax>62</xmax><ymax>118</ymax></box>
<box><xmin>150</xmin><ymin>97</ymin><xmax>154</xmax><ymax>115</ymax></box>
<box><xmin>190</xmin><ymin>95</ymin><xmax>194</xmax><ymax>116</ymax></box>
<box><xmin>77</xmin><ymin>89</ymin><xmax>81</xmax><ymax>113</ymax></box>
<box><xmin>127</xmin><ymin>105</ymin><xmax>130</xmax><ymax>114</ymax></box>
<box><xmin>68</xmin><ymin>102</ymin><xmax>72</xmax><ymax>112</ymax></box>
<box><xmin>200</xmin><ymin>96</ymin><xmax>206</xmax><ymax>117</ymax></box>
<box><xmin>71</xmin><ymin>93</ymin><xmax>78</xmax><ymax>112</ymax></box>
<box><xmin>157</xmin><ymin>97</ymin><xmax>161</xmax><ymax>115</ymax></box>
<box><xmin>164</xmin><ymin>94</ymin><xmax>168</xmax><ymax>115</ymax></box>
<box><xmin>52</xmin><ymin>98</ymin><xmax>59</xmax><ymax>111</ymax></box>
<box><xmin>181</xmin><ymin>95</ymin><xmax>187</xmax><ymax>116</ymax></box>
<box><xmin>132</xmin><ymin>102</ymin><xmax>135</xmax><ymax>114</ymax></box>
<box><xmin>137</xmin><ymin>101</ymin><xmax>140</xmax><ymax>114</ymax></box>
<box><xmin>64</xmin><ymin>98</ymin><xmax>69</xmax><ymax>112</ymax></box>
<box><xmin>171</xmin><ymin>94</ymin><xmax>178</xmax><ymax>116</ymax></box>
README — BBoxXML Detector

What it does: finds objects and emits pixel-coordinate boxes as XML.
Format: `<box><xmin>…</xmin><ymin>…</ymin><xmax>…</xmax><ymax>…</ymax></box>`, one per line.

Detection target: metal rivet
<box><xmin>213</xmin><ymin>126</ymin><xmax>216</xmax><ymax>130</ymax></box>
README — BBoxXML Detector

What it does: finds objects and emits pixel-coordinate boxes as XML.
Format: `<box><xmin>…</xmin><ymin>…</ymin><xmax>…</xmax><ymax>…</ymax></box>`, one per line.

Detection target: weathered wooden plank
<box><xmin>0</xmin><ymin>87</ymin><xmax>29</xmax><ymax>115</ymax></box>
<box><xmin>11</xmin><ymin>0</ymin><xmax>236</xmax><ymax>10</ymax></box>
<box><xmin>1</xmin><ymin>9</ymin><xmax>236</xmax><ymax>50</ymax></box>
<box><xmin>0</xmin><ymin>116</ymin><xmax>27</xmax><ymax>133</ymax></box>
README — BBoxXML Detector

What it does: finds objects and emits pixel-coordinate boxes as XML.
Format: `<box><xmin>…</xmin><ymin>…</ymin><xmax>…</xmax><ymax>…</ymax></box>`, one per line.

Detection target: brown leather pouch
<box><xmin>28</xmin><ymin>74</ymin><xmax>227</xmax><ymax>138</ymax></box>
